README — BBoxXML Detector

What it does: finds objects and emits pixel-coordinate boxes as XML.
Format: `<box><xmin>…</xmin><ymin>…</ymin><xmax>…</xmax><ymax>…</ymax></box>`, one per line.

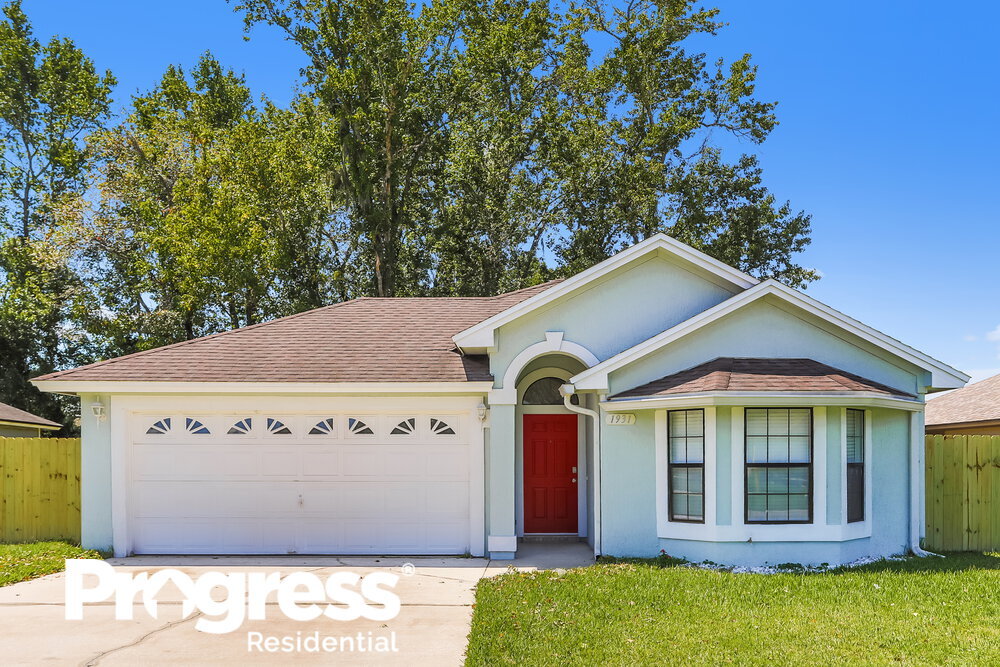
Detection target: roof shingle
<box><xmin>925</xmin><ymin>372</ymin><xmax>1000</xmax><ymax>426</ymax></box>
<box><xmin>35</xmin><ymin>281</ymin><xmax>561</xmax><ymax>384</ymax></box>
<box><xmin>611</xmin><ymin>358</ymin><xmax>915</xmax><ymax>399</ymax></box>
<box><xmin>0</xmin><ymin>401</ymin><xmax>60</xmax><ymax>428</ymax></box>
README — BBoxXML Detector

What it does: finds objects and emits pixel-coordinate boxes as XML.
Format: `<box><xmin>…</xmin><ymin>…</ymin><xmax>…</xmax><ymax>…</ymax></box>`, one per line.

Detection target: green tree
<box><xmin>235</xmin><ymin>0</ymin><xmax>815</xmax><ymax>296</ymax></box>
<box><xmin>76</xmin><ymin>53</ymin><xmax>348</xmax><ymax>357</ymax></box>
<box><xmin>0</xmin><ymin>0</ymin><xmax>114</xmax><ymax>429</ymax></box>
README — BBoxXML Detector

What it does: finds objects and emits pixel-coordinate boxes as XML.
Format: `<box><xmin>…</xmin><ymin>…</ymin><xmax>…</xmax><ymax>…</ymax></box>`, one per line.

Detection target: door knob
<box><xmin>572</xmin><ymin>478</ymin><xmax>577</xmax><ymax>483</ymax></box>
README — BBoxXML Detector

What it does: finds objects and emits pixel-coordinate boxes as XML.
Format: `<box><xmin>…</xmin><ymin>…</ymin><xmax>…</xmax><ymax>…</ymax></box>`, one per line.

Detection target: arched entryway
<box><xmin>515</xmin><ymin>356</ymin><xmax>590</xmax><ymax>537</ymax></box>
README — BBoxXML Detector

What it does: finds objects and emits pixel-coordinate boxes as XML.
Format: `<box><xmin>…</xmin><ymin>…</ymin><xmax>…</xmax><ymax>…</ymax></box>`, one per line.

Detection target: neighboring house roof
<box><xmin>925</xmin><ymin>372</ymin><xmax>1000</xmax><ymax>426</ymax></box>
<box><xmin>452</xmin><ymin>233</ymin><xmax>760</xmax><ymax>350</ymax></box>
<box><xmin>611</xmin><ymin>358</ymin><xmax>916</xmax><ymax>400</ymax></box>
<box><xmin>33</xmin><ymin>281</ymin><xmax>561</xmax><ymax>385</ymax></box>
<box><xmin>572</xmin><ymin>279</ymin><xmax>969</xmax><ymax>393</ymax></box>
<box><xmin>0</xmin><ymin>401</ymin><xmax>60</xmax><ymax>429</ymax></box>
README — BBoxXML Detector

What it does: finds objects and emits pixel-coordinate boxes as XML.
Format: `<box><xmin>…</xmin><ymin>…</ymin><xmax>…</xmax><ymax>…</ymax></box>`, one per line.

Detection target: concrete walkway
<box><xmin>0</xmin><ymin>542</ymin><xmax>593</xmax><ymax>666</ymax></box>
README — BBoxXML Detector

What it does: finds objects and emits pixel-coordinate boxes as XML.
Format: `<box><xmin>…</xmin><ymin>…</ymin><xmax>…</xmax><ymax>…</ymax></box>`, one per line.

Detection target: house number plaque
<box><xmin>605</xmin><ymin>413</ymin><xmax>636</xmax><ymax>425</ymax></box>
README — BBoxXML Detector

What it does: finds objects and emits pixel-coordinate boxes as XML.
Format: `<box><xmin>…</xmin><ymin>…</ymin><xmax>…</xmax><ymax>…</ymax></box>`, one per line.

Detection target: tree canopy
<box><xmin>0</xmin><ymin>0</ymin><xmax>816</xmax><ymax>431</ymax></box>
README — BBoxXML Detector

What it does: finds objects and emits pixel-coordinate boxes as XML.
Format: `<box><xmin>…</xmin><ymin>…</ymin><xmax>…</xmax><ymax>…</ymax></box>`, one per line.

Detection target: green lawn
<box><xmin>467</xmin><ymin>553</ymin><xmax>1000</xmax><ymax>666</ymax></box>
<box><xmin>0</xmin><ymin>541</ymin><xmax>104</xmax><ymax>587</ymax></box>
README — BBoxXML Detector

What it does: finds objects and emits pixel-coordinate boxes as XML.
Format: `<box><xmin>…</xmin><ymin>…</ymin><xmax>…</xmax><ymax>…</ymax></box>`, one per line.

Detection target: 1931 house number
<box><xmin>606</xmin><ymin>413</ymin><xmax>636</xmax><ymax>425</ymax></box>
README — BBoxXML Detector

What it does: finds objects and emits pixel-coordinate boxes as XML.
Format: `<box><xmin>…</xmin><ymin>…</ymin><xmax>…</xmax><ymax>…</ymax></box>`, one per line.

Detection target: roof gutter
<box><xmin>31</xmin><ymin>380</ymin><xmax>495</xmax><ymax>396</ymax></box>
<box><xmin>909</xmin><ymin>410</ymin><xmax>942</xmax><ymax>558</ymax></box>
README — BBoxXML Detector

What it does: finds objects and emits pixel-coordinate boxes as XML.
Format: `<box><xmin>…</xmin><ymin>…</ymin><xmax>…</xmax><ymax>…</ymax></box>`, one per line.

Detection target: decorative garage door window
<box><xmin>146</xmin><ymin>418</ymin><xmax>171</xmax><ymax>435</ymax></box>
<box><xmin>228</xmin><ymin>418</ymin><xmax>253</xmax><ymax>435</ymax></box>
<box><xmin>347</xmin><ymin>418</ymin><xmax>374</xmax><ymax>436</ymax></box>
<box><xmin>391</xmin><ymin>418</ymin><xmax>416</xmax><ymax>435</ymax></box>
<box><xmin>309</xmin><ymin>418</ymin><xmax>336</xmax><ymax>435</ymax></box>
<box><xmin>430</xmin><ymin>418</ymin><xmax>456</xmax><ymax>435</ymax></box>
<box><xmin>266</xmin><ymin>418</ymin><xmax>292</xmax><ymax>435</ymax></box>
<box><xmin>185</xmin><ymin>418</ymin><xmax>211</xmax><ymax>435</ymax></box>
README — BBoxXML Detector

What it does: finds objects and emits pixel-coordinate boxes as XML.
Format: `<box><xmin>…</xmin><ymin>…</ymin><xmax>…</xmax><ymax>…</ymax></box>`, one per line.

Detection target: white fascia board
<box><xmin>30</xmin><ymin>380</ymin><xmax>494</xmax><ymax>396</ymax></box>
<box><xmin>571</xmin><ymin>280</ymin><xmax>969</xmax><ymax>391</ymax></box>
<box><xmin>452</xmin><ymin>233</ymin><xmax>759</xmax><ymax>349</ymax></box>
<box><xmin>602</xmin><ymin>391</ymin><xmax>925</xmax><ymax>413</ymax></box>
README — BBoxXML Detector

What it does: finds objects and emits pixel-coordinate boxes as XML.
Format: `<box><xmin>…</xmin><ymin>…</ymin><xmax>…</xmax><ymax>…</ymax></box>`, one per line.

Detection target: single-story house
<box><xmin>0</xmin><ymin>400</ymin><xmax>61</xmax><ymax>437</ymax></box>
<box><xmin>926</xmin><ymin>372</ymin><xmax>1000</xmax><ymax>435</ymax></box>
<box><xmin>33</xmin><ymin>235</ymin><xmax>969</xmax><ymax>566</ymax></box>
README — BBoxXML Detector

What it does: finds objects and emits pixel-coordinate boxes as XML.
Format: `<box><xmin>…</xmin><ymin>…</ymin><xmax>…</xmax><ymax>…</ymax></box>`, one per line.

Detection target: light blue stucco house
<box><xmin>34</xmin><ymin>235</ymin><xmax>968</xmax><ymax>566</ymax></box>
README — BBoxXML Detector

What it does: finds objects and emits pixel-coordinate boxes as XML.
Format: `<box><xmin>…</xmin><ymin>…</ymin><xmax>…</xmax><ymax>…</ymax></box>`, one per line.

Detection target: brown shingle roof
<box><xmin>612</xmin><ymin>358</ymin><xmax>915</xmax><ymax>399</ymax></box>
<box><xmin>925</xmin><ymin>372</ymin><xmax>1000</xmax><ymax>426</ymax></box>
<box><xmin>0</xmin><ymin>401</ymin><xmax>60</xmax><ymax>428</ymax></box>
<box><xmin>35</xmin><ymin>281</ymin><xmax>562</xmax><ymax>384</ymax></box>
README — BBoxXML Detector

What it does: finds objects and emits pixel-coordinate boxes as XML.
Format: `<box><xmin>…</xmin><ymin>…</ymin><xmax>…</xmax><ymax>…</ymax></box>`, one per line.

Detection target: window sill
<box><xmin>658</xmin><ymin>521</ymin><xmax>872</xmax><ymax>543</ymax></box>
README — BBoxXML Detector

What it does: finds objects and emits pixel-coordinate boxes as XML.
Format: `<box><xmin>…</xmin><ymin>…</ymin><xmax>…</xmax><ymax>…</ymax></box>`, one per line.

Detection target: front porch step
<box><xmin>520</xmin><ymin>535</ymin><xmax>585</xmax><ymax>544</ymax></box>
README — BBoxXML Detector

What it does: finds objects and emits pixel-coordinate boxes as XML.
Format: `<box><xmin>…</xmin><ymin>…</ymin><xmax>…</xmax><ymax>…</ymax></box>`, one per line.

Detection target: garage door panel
<box><xmin>133</xmin><ymin>519</ymin><xmax>298</xmax><ymax>554</ymax></box>
<box><xmin>260</xmin><ymin>451</ymin><xmax>300</xmax><ymax>477</ymax></box>
<box><xmin>130</xmin><ymin>411</ymin><xmax>473</xmax><ymax>555</ymax></box>
<box><xmin>301</xmin><ymin>451</ymin><xmax>341</xmax><ymax>476</ymax></box>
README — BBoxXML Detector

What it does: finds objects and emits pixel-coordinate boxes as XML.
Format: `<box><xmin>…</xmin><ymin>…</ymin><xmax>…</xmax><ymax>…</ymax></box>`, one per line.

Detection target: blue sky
<box><xmin>23</xmin><ymin>1</ymin><xmax>1000</xmax><ymax>383</ymax></box>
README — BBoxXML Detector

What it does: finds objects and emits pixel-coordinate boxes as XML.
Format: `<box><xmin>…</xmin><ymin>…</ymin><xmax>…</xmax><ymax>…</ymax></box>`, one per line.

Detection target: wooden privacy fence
<box><xmin>0</xmin><ymin>437</ymin><xmax>81</xmax><ymax>543</ymax></box>
<box><xmin>925</xmin><ymin>435</ymin><xmax>1000</xmax><ymax>552</ymax></box>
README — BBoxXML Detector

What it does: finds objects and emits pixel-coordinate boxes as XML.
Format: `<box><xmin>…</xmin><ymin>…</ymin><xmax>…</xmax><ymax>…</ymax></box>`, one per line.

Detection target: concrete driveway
<box><xmin>0</xmin><ymin>542</ymin><xmax>592</xmax><ymax>666</ymax></box>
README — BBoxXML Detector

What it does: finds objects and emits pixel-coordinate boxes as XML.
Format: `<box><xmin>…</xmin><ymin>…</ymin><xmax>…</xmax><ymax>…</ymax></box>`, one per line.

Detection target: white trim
<box><xmin>571</xmin><ymin>280</ymin><xmax>969</xmax><ymax>392</ymax></box>
<box><xmin>470</xmin><ymin>410</ymin><xmax>487</xmax><ymax>557</ymax></box>
<box><xmin>110</xmin><ymin>397</ymin><xmax>130</xmax><ymax>557</ymax></box>
<box><xmin>603</xmin><ymin>392</ymin><xmax>924</xmax><ymax>412</ymax></box>
<box><xmin>487</xmin><ymin>535</ymin><xmax>517</xmax><ymax>552</ymax></box>
<box><xmin>514</xmin><ymin>367</ymin><xmax>589</xmax><ymax>539</ymax></box>
<box><xmin>108</xmin><ymin>394</ymin><xmax>486</xmax><ymax>558</ymax></box>
<box><xmin>453</xmin><ymin>234</ymin><xmax>758</xmax><ymax>349</ymax></box>
<box><xmin>491</xmin><ymin>332</ymin><xmax>600</xmax><ymax>405</ymax></box>
<box><xmin>838</xmin><ymin>408</ymin><xmax>874</xmax><ymax>540</ymax></box>
<box><xmin>32</xmin><ymin>380</ymin><xmax>494</xmax><ymax>396</ymax></box>
<box><xmin>813</xmin><ymin>407</ymin><xmax>828</xmax><ymax>528</ymax></box>
<box><xmin>658</xmin><ymin>405</ymin><xmax>873</xmax><ymax>543</ymax></box>
<box><xmin>840</xmin><ymin>408</ymin><xmax>848</xmax><ymax>524</ymax></box>
<box><xmin>656</xmin><ymin>407</ymin><xmax>717</xmax><ymax>538</ymax></box>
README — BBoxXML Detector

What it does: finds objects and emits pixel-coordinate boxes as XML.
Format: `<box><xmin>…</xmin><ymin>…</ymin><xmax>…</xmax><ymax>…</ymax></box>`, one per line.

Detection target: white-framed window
<box><xmin>745</xmin><ymin>408</ymin><xmax>812</xmax><ymax>524</ymax></box>
<box><xmin>846</xmin><ymin>408</ymin><xmax>865</xmax><ymax>523</ymax></box>
<box><xmin>668</xmin><ymin>409</ymin><xmax>705</xmax><ymax>523</ymax></box>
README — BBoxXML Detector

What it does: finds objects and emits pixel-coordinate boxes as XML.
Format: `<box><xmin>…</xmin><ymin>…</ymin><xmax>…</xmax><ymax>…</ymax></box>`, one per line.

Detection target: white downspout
<box><xmin>909</xmin><ymin>410</ymin><xmax>942</xmax><ymax>558</ymax></box>
<box><xmin>561</xmin><ymin>384</ymin><xmax>602</xmax><ymax>557</ymax></box>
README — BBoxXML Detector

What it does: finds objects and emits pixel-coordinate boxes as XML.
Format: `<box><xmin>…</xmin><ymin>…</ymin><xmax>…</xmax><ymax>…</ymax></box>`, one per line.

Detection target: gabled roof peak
<box><xmin>452</xmin><ymin>234</ymin><xmax>760</xmax><ymax>350</ymax></box>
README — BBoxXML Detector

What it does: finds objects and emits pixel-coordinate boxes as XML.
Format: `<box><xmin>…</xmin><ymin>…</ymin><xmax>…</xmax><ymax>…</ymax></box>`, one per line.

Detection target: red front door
<box><xmin>523</xmin><ymin>414</ymin><xmax>578</xmax><ymax>534</ymax></box>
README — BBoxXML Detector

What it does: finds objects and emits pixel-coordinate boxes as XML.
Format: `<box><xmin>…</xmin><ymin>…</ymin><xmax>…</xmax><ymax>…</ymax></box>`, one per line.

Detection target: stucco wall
<box><xmin>491</xmin><ymin>254</ymin><xmax>738</xmax><ymax>385</ymax></box>
<box><xmin>600</xmin><ymin>406</ymin><xmax>913</xmax><ymax>566</ymax></box>
<box><xmin>607</xmin><ymin>298</ymin><xmax>922</xmax><ymax>397</ymax></box>
<box><xmin>80</xmin><ymin>392</ymin><xmax>113</xmax><ymax>552</ymax></box>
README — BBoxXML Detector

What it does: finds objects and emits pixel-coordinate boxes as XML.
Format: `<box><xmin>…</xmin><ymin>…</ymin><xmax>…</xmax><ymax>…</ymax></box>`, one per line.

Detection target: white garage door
<box><xmin>129</xmin><ymin>411</ymin><xmax>471</xmax><ymax>555</ymax></box>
